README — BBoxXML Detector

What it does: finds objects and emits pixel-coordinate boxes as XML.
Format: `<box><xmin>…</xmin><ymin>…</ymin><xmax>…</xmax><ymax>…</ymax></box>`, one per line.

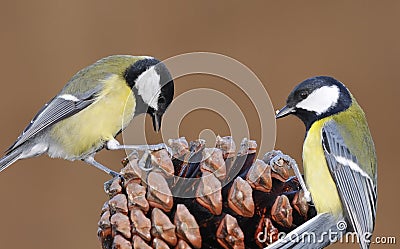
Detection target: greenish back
<box><xmin>332</xmin><ymin>96</ymin><xmax>377</xmax><ymax>182</ymax></box>
<box><xmin>60</xmin><ymin>55</ymin><xmax>144</xmax><ymax>95</ymax></box>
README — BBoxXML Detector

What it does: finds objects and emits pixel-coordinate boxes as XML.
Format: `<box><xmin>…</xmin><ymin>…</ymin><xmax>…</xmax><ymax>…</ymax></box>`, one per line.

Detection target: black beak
<box><xmin>275</xmin><ymin>105</ymin><xmax>295</xmax><ymax>119</ymax></box>
<box><xmin>151</xmin><ymin>112</ymin><xmax>162</xmax><ymax>132</ymax></box>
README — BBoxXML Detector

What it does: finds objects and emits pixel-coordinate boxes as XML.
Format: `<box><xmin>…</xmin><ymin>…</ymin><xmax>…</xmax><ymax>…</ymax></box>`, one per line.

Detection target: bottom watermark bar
<box><xmin>372</xmin><ymin>236</ymin><xmax>397</xmax><ymax>245</ymax></box>
<box><xmin>257</xmin><ymin>221</ymin><xmax>397</xmax><ymax>246</ymax></box>
<box><xmin>339</xmin><ymin>232</ymin><xmax>396</xmax><ymax>245</ymax></box>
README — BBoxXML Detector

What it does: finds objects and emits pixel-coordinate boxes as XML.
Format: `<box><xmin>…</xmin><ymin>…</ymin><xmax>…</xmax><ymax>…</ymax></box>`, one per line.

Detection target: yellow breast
<box><xmin>303</xmin><ymin>118</ymin><xmax>343</xmax><ymax>216</ymax></box>
<box><xmin>50</xmin><ymin>74</ymin><xmax>135</xmax><ymax>158</ymax></box>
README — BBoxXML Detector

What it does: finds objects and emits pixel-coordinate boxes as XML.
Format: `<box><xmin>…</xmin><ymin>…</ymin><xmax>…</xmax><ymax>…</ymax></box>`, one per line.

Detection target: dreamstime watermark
<box><xmin>120</xmin><ymin>52</ymin><xmax>276</xmax><ymax>198</ymax></box>
<box><xmin>257</xmin><ymin>220</ymin><xmax>397</xmax><ymax>247</ymax></box>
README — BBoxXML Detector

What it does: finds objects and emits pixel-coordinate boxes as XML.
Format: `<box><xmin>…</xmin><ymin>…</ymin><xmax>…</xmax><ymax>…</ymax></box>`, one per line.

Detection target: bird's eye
<box><xmin>159</xmin><ymin>96</ymin><xmax>166</xmax><ymax>104</ymax></box>
<box><xmin>300</xmin><ymin>91</ymin><xmax>308</xmax><ymax>99</ymax></box>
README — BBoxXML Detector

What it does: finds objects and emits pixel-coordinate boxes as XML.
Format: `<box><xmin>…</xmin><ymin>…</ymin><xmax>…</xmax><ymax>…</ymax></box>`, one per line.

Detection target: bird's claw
<box><xmin>270</xmin><ymin>151</ymin><xmax>295</xmax><ymax>169</ymax></box>
<box><xmin>138</xmin><ymin>150</ymin><xmax>154</xmax><ymax>171</ymax></box>
<box><xmin>149</xmin><ymin>143</ymin><xmax>173</xmax><ymax>157</ymax></box>
<box><xmin>269</xmin><ymin>150</ymin><xmax>312</xmax><ymax>203</ymax></box>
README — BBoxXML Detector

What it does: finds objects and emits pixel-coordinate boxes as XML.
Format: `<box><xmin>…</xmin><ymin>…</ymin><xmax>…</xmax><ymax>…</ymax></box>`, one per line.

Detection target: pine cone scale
<box><xmin>97</xmin><ymin>137</ymin><xmax>316</xmax><ymax>249</ymax></box>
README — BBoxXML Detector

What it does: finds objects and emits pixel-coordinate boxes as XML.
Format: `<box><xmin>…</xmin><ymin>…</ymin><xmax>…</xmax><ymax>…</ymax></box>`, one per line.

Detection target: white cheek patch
<box><xmin>135</xmin><ymin>66</ymin><xmax>161</xmax><ymax>110</ymax></box>
<box><xmin>296</xmin><ymin>85</ymin><xmax>340</xmax><ymax>115</ymax></box>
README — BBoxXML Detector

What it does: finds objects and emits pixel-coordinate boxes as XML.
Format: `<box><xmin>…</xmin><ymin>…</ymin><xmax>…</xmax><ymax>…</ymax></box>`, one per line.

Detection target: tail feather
<box><xmin>266</xmin><ymin>213</ymin><xmax>345</xmax><ymax>249</ymax></box>
<box><xmin>0</xmin><ymin>149</ymin><xmax>22</xmax><ymax>172</ymax></box>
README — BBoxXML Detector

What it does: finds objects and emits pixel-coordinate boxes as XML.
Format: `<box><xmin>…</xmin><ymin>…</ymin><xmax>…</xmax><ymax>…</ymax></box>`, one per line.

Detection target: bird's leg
<box><xmin>270</xmin><ymin>151</ymin><xmax>312</xmax><ymax>202</ymax></box>
<box><xmin>106</xmin><ymin>139</ymin><xmax>173</xmax><ymax>156</ymax></box>
<box><xmin>83</xmin><ymin>155</ymin><xmax>120</xmax><ymax>177</ymax></box>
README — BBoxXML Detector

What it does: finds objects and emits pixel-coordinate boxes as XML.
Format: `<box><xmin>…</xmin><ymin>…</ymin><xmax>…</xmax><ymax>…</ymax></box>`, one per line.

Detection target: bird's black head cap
<box><xmin>276</xmin><ymin>76</ymin><xmax>352</xmax><ymax>130</ymax></box>
<box><xmin>124</xmin><ymin>57</ymin><xmax>174</xmax><ymax>132</ymax></box>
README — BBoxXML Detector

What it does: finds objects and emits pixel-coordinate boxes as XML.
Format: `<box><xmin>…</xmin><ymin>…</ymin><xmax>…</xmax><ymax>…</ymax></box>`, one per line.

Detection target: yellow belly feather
<box><xmin>303</xmin><ymin>118</ymin><xmax>343</xmax><ymax>216</ymax></box>
<box><xmin>50</xmin><ymin>75</ymin><xmax>135</xmax><ymax>158</ymax></box>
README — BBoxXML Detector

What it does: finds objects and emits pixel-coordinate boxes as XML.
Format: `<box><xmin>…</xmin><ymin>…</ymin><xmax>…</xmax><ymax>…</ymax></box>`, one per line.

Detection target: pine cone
<box><xmin>97</xmin><ymin>137</ymin><xmax>316</xmax><ymax>249</ymax></box>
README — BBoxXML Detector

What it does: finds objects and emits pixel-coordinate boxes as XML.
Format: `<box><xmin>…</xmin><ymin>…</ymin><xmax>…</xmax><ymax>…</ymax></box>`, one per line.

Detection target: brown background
<box><xmin>0</xmin><ymin>1</ymin><xmax>398</xmax><ymax>248</ymax></box>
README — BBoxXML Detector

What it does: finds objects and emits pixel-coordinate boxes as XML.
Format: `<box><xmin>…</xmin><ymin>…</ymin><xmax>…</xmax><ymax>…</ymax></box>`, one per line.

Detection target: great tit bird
<box><xmin>270</xmin><ymin>76</ymin><xmax>377</xmax><ymax>249</ymax></box>
<box><xmin>0</xmin><ymin>55</ymin><xmax>174</xmax><ymax>176</ymax></box>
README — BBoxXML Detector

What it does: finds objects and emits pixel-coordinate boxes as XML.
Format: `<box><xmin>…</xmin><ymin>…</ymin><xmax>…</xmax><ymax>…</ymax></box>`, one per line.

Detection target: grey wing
<box><xmin>6</xmin><ymin>86</ymin><xmax>101</xmax><ymax>152</ymax></box>
<box><xmin>322</xmin><ymin>121</ymin><xmax>377</xmax><ymax>249</ymax></box>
